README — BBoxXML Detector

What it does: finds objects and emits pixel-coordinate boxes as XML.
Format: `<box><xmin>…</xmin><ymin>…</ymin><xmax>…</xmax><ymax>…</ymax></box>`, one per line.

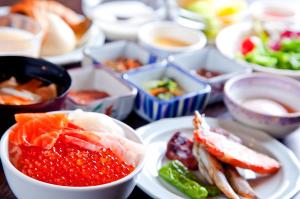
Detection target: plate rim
<box><xmin>136</xmin><ymin>116</ymin><xmax>300</xmax><ymax>199</ymax></box>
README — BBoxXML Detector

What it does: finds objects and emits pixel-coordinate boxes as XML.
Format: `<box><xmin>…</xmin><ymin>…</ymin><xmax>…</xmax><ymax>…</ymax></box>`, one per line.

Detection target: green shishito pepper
<box><xmin>159</xmin><ymin>161</ymin><xmax>208</xmax><ymax>199</ymax></box>
<box><xmin>169</xmin><ymin>160</ymin><xmax>220</xmax><ymax>197</ymax></box>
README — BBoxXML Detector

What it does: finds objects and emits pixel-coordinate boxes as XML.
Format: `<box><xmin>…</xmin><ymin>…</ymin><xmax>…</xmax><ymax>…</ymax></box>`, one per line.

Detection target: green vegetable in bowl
<box><xmin>144</xmin><ymin>78</ymin><xmax>184</xmax><ymax>100</ymax></box>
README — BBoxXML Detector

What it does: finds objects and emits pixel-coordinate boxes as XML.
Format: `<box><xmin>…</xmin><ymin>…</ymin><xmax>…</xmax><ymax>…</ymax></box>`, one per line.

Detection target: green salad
<box><xmin>239</xmin><ymin>24</ymin><xmax>300</xmax><ymax>70</ymax></box>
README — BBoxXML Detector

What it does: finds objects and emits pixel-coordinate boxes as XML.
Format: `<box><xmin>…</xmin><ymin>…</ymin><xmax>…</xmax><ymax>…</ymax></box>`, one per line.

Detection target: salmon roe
<box><xmin>14</xmin><ymin>135</ymin><xmax>135</xmax><ymax>186</ymax></box>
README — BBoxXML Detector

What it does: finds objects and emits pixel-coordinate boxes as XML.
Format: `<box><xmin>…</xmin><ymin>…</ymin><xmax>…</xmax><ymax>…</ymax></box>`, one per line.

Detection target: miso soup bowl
<box><xmin>0</xmin><ymin>111</ymin><xmax>145</xmax><ymax>199</ymax></box>
<box><xmin>0</xmin><ymin>56</ymin><xmax>71</xmax><ymax>133</ymax></box>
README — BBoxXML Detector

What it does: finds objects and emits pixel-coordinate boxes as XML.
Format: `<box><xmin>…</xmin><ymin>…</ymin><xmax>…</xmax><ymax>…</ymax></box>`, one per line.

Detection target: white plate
<box><xmin>0</xmin><ymin>6</ymin><xmax>105</xmax><ymax>65</ymax></box>
<box><xmin>136</xmin><ymin>116</ymin><xmax>300</xmax><ymax>199</ymax></box>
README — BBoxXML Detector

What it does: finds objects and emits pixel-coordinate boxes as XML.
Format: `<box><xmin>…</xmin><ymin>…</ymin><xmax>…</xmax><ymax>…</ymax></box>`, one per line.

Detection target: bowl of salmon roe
<box><xmin>0</xmin><ymin>110</ymin><xmax>145</xmax><ymax>199</ymax></box>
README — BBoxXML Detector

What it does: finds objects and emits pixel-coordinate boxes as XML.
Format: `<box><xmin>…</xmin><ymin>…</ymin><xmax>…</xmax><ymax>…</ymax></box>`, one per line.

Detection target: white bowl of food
<box><xmin>249</xmin><ymin>0</ymin><xmax>300</xmax><ymax>23</ymax></box>
<box><xmin>224</xmin><ymin>73</ymin><xmax>300</xmax><ymax>137</ymax></box>
<box><xmin>216</xmin><ymin>22</ymin><xmax>300</xmax><ymax>79</ymax></box>
<box><xmin>65</xmin><ymin>67</ymin><xmax>137</xmax><ymax>120</ymax></box>
<box><xmin>0</xmin><ymin>110</ymin><xmax>145</xmax><ymax>199</ymax></box>
<box><xmin>138</xmin><ymin>21</ymin><xmax>207</xmax><ymax>58</ymax></box>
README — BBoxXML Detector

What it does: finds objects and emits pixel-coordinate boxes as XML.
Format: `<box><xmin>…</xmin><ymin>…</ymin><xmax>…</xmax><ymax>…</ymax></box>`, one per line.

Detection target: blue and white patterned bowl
<box><xmin>82</xmin><ymin>40</ymin><xmax>158</xmax><ymax>74</ymax></box>
<box><xmin>64</xmin><ymin>67</ymin><xmax>137</xmax><ymax>120</ymax></box>
<box><xmin>122</xmin><ymin>62</ymin><xmax>211</xmax><ymax>121</ymax></box>
<box><xmin>224</xmin><ymin>73</ymin><xmax>300</xmax><ymax>138</ymax></box>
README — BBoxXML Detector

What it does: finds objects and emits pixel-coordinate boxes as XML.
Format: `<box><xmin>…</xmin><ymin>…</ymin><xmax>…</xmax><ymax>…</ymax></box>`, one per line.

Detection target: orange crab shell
<box><xmin>194</xmin><ymin>129</ymin><xmax>281</xmax><ymax>174</ymax></box>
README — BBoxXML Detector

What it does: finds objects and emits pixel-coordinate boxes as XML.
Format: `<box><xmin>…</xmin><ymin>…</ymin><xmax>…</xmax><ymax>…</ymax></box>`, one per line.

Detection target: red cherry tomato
<box><xmin>241</xmin><ymin>37</ymin><xmax>255</xmax><ymax>55</ymax></box>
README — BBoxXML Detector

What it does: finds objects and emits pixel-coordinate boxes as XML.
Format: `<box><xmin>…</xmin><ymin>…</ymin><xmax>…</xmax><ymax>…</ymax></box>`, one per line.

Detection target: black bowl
<box><xmin>0</xmin><ymin>56</ymin><xmax>71</xmax><ymax>132</ymax></box>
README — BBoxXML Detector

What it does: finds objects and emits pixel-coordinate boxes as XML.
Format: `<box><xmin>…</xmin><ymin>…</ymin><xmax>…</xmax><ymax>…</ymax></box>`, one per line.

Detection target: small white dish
<box><xmin>249</xmin><ymin>0</ymin><xmax>300</xmax><ymax>23</ymax></box>
<box><xmin>138</xmin><ymin>21</ymin><xmax>207</xmax><ymax>58</ymax></box>
<box><xmin>216</xmin><ymin>22</ymin><xmax>300</xmax><ymax>79</ymax></box>
<box><xmin>65</xmin><ymin>67</ymin><xmax>137</xmax><ymax>120</ymax></box>
<box><xmin>170</xmin><ymin>47</ymin><xmax>251</xmax><ymax>104</ymax></box>
<box><xmin>82</xmin><ymin>0</ymin><xmax>165</xmax><ymax>40</ymax></box>
<box><xmin>224</xmin><ymin>73</ymin><xmax>300</xmax><ymax>138</ymax></box>
<box><xmin>136</xmin><ymin>116</ymin><xmax>300</xmax><ymax>199</ymax></box>
<box><xmin>0</xmin><ymin>111</ymin><xmax>145</xmax><ymax>199</ymax></box>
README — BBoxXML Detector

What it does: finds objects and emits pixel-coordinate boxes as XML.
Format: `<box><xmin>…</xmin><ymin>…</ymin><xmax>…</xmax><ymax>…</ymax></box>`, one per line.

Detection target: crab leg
<box><xmin>192</xmin><ymin>142</ymin><xmax>214</xmax><ymax>184</ymax></box>
<box><xmin>225</xmin><ymin>165</ymin><xmax>259</xmax><ymax>199</ymax></box>
<box><xmin>194</xmin><ymin>142</ymin><xmax>240</xmax><ymax>199</ymax></box>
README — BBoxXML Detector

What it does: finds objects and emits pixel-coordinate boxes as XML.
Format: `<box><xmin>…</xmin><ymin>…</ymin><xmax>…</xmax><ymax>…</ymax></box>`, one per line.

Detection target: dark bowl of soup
<box><xmin>0</xmin><ymin>56</ymin><xmax>71</xmax><ymax>132</ymax></box>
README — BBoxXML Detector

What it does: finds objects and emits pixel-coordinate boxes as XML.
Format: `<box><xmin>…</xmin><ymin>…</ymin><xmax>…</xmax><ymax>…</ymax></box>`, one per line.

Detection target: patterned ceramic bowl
<box><xmin>83</xmin><ymin>40</ymin><xmax>158</xmax><ymax>74</ymax></box>
<box><xmin>170</xmin><ymin>46</ymin><xmax>251</xmax><ymax>104</ymax></box>
<box><xmin>64</xmin><ymin>67</ymin><xmax>137</xmax><ymax>120</ymax></box>
<box><xmin>224</xmin><ymin>73</ymin><xmax>300</xmax><ymax>138</ymax></box>
<box><xmin>122</xmin><ymin>62</ymin><xmax>211</xmax><ymax>121</ymax></box>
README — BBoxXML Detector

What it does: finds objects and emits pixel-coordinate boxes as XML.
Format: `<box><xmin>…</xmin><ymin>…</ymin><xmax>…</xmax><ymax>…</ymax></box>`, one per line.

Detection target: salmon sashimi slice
<box><xmin>9</xmin><ymin>113</ymin><xmax>68</xmax><ymax>149</ymax></box>
<box><xmin>0</xmin><ymin>95</ymin><xmax>32</xmax><ymax>105</ymax></box>
<box><xmin>63</xmin><ymin>129</ymin><xmax>144</xmax><ymax>166</ymax></box>
<box><xmin>193</xmin><ymin>112</ymin><xmax>280</xmax><ymax>174</ymax></box>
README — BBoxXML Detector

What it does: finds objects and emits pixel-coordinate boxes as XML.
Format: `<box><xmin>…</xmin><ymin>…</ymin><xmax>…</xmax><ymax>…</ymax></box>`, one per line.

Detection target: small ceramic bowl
<box><xmin>83</xmin><ymin>40</ymin><xmax>158</xmax><ymax>74</ymax></box>
<box><xmin>0</xmin><ymin>56</ymin><xmax>71</xmax><ymax>132</ymax></box>
<box><xmin>170</xmin><ymin>47</ymin><xmax>251</xmax><ymax>104</ymax></box>
<box><xmin>122</xmin><ymin>62</ymin><xmax>211</xmax><ymax>121</ymax></box>
<box><xmin>65</xmin><ymin>67</ymin><xmax>137</xmax><ymax>120</ymax></box>
<box><xmin>0</xmin><ymin>111</ymin><xmax>145</xmax><ymax>199</ymax></box>
<box><xmin>216</xmin><ymin>22</ymin><xmax>300</xmax><ymax>79</ymax></box>
<box><xmin>138</xmin><ymin>21</ymin><xmax>207</xmax><ymax>58</ymax></box>
<box><xmin>224</xmin><ymin>73</ymin><xmax>300</xmax><ymax>138</ymax></box>
<box><xmin>249</xmin><ymin>0</ymin><xmax>299</xmax><ymax>23</ymax></box>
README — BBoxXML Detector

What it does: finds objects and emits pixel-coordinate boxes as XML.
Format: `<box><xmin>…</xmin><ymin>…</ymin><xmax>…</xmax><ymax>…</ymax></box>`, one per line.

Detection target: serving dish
<box><xmin>138</xmin><ymin>21</ymin><xmax>207</xmax><ymax>58</ymax></box>
<box><xmin>0</xmin><ymin>110</ymin><xmax>145</xmax><ymax>199</ymax></box>
<box><xmin>82</xmin><ymin>0</ymin><xmax>165</xmax><ymax>40</ymax></box>
<box><xmin>170</xmin><ymin>47</ymin><xmax>251</xmax><ymax>104</ymax></box>
<box><xmin>224</xmin><ymin>73</ymin><xmax>300</xmax><ymax>138</ymax></box>
<box><xmin>136</xmin><ymin>116</ymin><xmax>300</xmax><ymax>199</ymax></box>
<box><xmin>0</xmin><ymin>56</ymin><xmax>71</xmax><ymax>132</ymax></box>
<box><xmin>65</xmin><ymin>67</ymin><xmax>137</xmax><ymax>120</ymax></box>
<box><xmin>122</xmin><ymin>62</ymin><xmax>210</xmax><ymax>121</ymax></box>
<box><xmin>83</xmin><ymin>40</ymin><xmax>158</xmax><ymax>73</ymax></box>
<box><xmin>216</xmin><ymin>22</ymin><xmax>300</xmax><ymax>79</ymax></box>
